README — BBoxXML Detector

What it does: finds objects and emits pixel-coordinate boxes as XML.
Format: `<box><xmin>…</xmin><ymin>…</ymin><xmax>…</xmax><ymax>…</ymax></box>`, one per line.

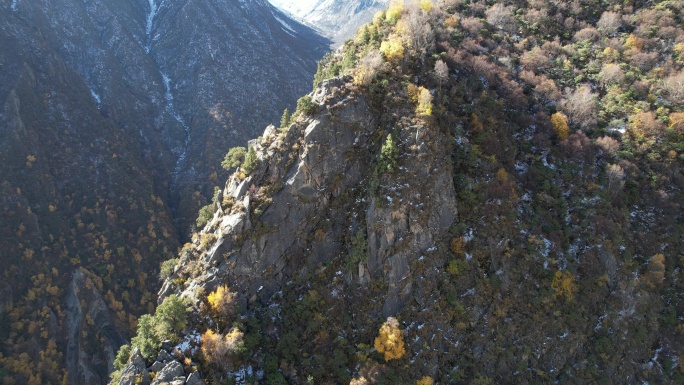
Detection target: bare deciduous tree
<box><xmin>485</xmin><ymin>3</ymin><xmax>518</xmax><ymax>34</ymax></box>
<box><xmin>606</xmin><ymin>163</ymin><xmax>625</xmax><ymax>192</ymax></box>
<box><xmin>662</xmin><ymin>71</ymin><xmax>684</xmax><ymax>106</ymax></box>
<box><xmin>599</xmin><ymin>63</ymin><xmax>625</xmax><ymax>86</ymax></box>
<box><xmin>434</xmin><ymin>60</ymin><xmax>449</xmax><ymax>86</ymax></box>
<box><xmin>596</xmin><ymin>136</ymin><xmax>620</xmax><ymax>155</ymax></box>
<box><xmin>354</xmin><ymin>50</ymin><xmax>384</xmax><ymax>86</ymax></box>
<box><xmin>597</xmin><ymin>11</ymin><xmax>622</xmax><ymax>36</ymax></box>
<box><xmin>398</xmin><ymin>1</ymin><xmax>434</xmax><ymax>59</ymax></box>
<box><xmin>562</xmin><ymin>85</ymin><xmax>598</xmax><ymax>131</ymax></box>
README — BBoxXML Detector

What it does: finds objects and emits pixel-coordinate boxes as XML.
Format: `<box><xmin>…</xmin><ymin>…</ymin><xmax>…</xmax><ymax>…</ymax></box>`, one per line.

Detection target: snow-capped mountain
<box><xmin>270</xmin><ymin>0</ymin><xmax>389</xmax><ymax>43</ymax></box>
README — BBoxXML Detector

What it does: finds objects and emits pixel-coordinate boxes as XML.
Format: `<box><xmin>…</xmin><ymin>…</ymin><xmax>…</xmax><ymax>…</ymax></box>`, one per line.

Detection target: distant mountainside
<box><xmin>115</xmin><ymin>0</ymin><xmax>684</xmax><ymax>384</ymax></box>
<box><xmin>270</xmin><ymin>0</ymin><xmax>389</xmax><ymax>43</ymax></box>
<box><xmin>0</xmin><ymin>0</ymin><xmax>327</xmax><ymax>383</ymax></box>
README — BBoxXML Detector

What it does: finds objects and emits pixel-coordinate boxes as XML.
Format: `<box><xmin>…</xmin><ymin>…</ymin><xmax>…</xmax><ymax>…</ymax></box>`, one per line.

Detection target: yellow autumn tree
<box><xmin>550</xmin><ymin>112</ymin><xmax>570</xmax><ymax>140</ymax></box>
<box><xmin>417</xmin><ymin>87</ymin><xmax>433</xmax><ymax>116</ymax></box>
<box><xmin>374</xmin><ymin>317</ymin><xmax>406</xmax><ymax>361</ymax></box>
<box><xmin>646</xmin><ymin>254</ymin><xmax>666</xmax><ymax>288</ymax></box>
<box><xmin>207</xmin><ymin>285</ymin><xmax>237</xmax><ymax>321</ymax></box>
<box><xmin>380</xmin><ymin>35</ymin><xmax>405</xmax><ymax>63</ymax></box>
<box><xmin>385</xmin><ymin>0</ymin><xmax>404</xmax><ymax>25</ymax></box>
<box><xmin>417</xmin><ymin>376</ymin><xmax>434</xmax><ymax>385</ymax></box>
<box><xmin>669</xmin><ymin>112</ymin><xmax>684</xmax><ymax>132</ymax></box>
<box><xmin>201</xmin><ymin>328</ymin><xmax>244</xmax><ymax>369</ymax></box>
<box><xmin>551</xmin><ymin>270</ymin><xmax>577</xmax><ymax>301</ymax></box>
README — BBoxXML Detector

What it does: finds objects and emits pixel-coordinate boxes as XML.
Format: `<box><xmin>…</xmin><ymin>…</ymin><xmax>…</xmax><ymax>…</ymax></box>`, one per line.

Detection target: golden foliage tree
<box><xmin>646</xmin><ymin>254</ymin><xmax>666</xmax><ymax>288</ymax></box>
<box><xmin>374</xmin><ymin>317</ymin><xmax>406</xmax><ymax>361</ymax></box>
<box><xmin>417</xmin><ymin>87</ymin><xmax>433</xmax><ymax>116</ymax></box>
<box><xmin>550</xmin><ymin>112</ymin><xmax>570</xmax><ymax>141</ymax></box>
<box><xmin>385</xmin><ymin>0</ymin><xmax>404</xmax><ymax>25</ymax></box>
<box><xmin>380</xmin><ymin>35</ymin><xmax>405</xmax><ymax>63</ymax></box>
<box><xmin>417</xmin><ymin>376</ymin><xmax>434</xmax><ymax>385</ymax></box>
<box><xmin>207</xmin><ymin>285</ymin><xmax>237</xmax><ymax>321</ymax></box>
<box><xmin>201</xmin><ymin>328</ymin><xmax>244</xmax><ymax>369</ymax></box>
<box><xmin>669</xmin><ymin>112</ymin><xmax>684</xmax><ymax>132</ymax></box>
<box><xmin>551</xmin><ymin>270</ymin><xmax>577</xmax><ymax>302</ymax></box>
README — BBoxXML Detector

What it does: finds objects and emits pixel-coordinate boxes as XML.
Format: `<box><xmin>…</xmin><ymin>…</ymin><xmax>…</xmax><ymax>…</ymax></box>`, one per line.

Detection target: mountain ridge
<box><xmin>116</xmin><ymin>0</ymin><xmax>684</xmax><ymax>383</ymax></box>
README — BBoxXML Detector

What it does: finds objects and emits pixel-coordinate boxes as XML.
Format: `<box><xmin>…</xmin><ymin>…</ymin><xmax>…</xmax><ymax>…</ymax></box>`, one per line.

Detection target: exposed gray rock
<box><xmin>149</xmin><ymin>361</ymin><xmax>166</xmax><ymax>373</ymax></box>
<box><xmin>185</xmin><ymin>372</ymin><xmax>206</xmax><ymax>385</ymax></box>
<box><xmin>151</xmin><ymin>361</ymin><xmax>184</xmax><ymax>385</ymax></box>
<box><xmin>65</xmin><ymin>269</ymin><xmax>126</xmax><ymax>385</ymax></box>
<box><xmin>163</xmin><ymin>75</ymin><xmax>455</xmax><ymax>318</ymax></box>
<box><xmin>156</xmin><ymin>349</ymin><xmax>172</xmax><ymax>364</ymax></box>
<box><xmin>161</xmin><ymin>340</ymin><xmax>174</xmax><ymax>352</ymax></box>
<box><xmin>118</xmin><ymin>348</ymin><xmax>150</xmax><ymax>385</ymax></box>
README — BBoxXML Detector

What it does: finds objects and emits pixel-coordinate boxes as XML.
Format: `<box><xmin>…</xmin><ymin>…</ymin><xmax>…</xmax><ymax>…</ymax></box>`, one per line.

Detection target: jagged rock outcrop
<box><xmin>163</xmin><ymin>75</ymin><xmax>456</xmax><ymax>318</ymax></box>
<box><xmin>117</xmin><ymin>345</ymin><xmax>206</xmax><ymax>385</ymax></box>
<box><xmin>65</xmin><ymin>270</ymin><xmax>126</xmax><ymax>385</ymax></box>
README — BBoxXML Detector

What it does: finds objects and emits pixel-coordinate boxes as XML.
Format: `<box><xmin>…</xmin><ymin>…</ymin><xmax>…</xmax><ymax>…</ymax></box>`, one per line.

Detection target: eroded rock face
<box><xmin>150</xmin><ymin>361</ymin><xmax>184</xmax><ymax>384</ymax></box>
<box><xmin>166</xmin><ymin>76</ymin><xmax>456</xmax><ymax>317</ymax></box>
<box><xmin>118</xmin><ymin>348</ymin><xmax>150</xmax><ymax>385</ymax></box>
<box><xmin>65</xmin><ymin>270</ymin><xmax>126</xmax><ymax>385</ymax></box>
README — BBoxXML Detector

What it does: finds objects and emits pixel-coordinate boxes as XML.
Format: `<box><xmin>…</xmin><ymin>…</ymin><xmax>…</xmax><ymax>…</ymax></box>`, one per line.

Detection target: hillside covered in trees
<box><xmin>0</xmin><ymin>0</ymin><xmax>328</xmax><ymax>383</ymax></box>
<box><xmin>24</xmin><ymin>0</ymin><xmax>684</xmax><ymax>383</ymax></box>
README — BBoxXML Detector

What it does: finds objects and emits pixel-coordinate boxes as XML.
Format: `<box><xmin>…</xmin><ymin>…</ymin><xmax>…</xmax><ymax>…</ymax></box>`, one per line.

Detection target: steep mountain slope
<box><xmin>0</xmin><ymin>1</ymin><xmax>327</xmax><ymax>384</ymax></box>
<box><xmin>271</xmin><ymin>0</ymin><xmax>389</xmax><ymax>44</ymax></box>
<box><xmin>150</xmin><ymin>0</ymin><xmax>330</xmax><ymax>230</ymax></box>
<box><xmin>116</xmin><ymin>0</ymin><xmax>684</xmax><ymax>384</ymax></box>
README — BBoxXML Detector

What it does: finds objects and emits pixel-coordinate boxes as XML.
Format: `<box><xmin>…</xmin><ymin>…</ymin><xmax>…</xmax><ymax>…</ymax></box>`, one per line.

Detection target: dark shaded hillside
<box><xmin>115</xmin><ymin>0</ymin><xmax>684</xmax><ymax>384</ymax></box>
<box><xmin>0</xmin><ymin>1</ymin><xmax>327</xmax><ymax>383</ymax></box>
<box><xmin>0</xmin><ymin>14</ymin><xmax>177</xmax><ymax>383</ymax></box>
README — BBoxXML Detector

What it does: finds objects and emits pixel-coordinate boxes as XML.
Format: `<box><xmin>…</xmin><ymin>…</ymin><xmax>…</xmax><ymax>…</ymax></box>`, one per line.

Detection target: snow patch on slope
<box><xmin>273</xmin><ymin>14</ymin><xmax>297</xmax><ymax>35</ymax></box>
<box><xmin>11</xmin><ymin>0</ymin><xmax>18</xmax><ymax>11</ymax></box>
<box><xmin>269</xmin><ymin>0</ymin><xmax>319</xmax><ymax>17</ymax></box>
<box><xmin>162</xmin><ymin>72</ymin><xmax>191</xmax><ymax>179</ymax></box>
<box><xmin>89</xmin><ymin>88</ymin><xmax>101</xmax><ymax>107</ymax></box>
<box><xmin>146</xmin><ymin>0</ymin><xmax>158</xmax><ymax>52</ymax></box>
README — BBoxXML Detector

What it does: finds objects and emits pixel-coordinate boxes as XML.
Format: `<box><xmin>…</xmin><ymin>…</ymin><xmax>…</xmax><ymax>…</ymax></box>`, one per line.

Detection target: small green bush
<box><xmin>196</xmin><ymin>204</ymin><xmax>214</xmax><ymax>228</ymax></box>
<box><xmin>296</xmin><ymin>95</ymin><xmax>318</xmax><ymax>116</ymax></box>
<box><xmin>222</xmin><ymin>147</ymin><xmax>247</xmax><ymax>171</ymax></box>
<box><xmin>127</xmin><ymin>295</ymin><xmax>190</xmax><ymax>360</ymax></box>
<box><xmin>242</xmin><ymin>146</ymin><xmax>259</xmax><ymax>175</ymax></box>
<box><xmin>379</xmin><ymin>134</ymin><xmax>399</xmax><ymax>173</ymax></box>
<box><xmin>159</xmin><ymin>258</ymin><xmax>179</xmax><ymax>280</ymax></box>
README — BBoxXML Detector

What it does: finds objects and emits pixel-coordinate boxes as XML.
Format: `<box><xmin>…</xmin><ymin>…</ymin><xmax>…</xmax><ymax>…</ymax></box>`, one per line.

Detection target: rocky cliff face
<box><xmin>0</xmin><ymin>1</ymin><xmax>327</xmax><ymax>384</ymax></box>
<box><xmin>163</xmin><ymin>75</ymin><xmax>456</xmax><ymax>316</ymax></box>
